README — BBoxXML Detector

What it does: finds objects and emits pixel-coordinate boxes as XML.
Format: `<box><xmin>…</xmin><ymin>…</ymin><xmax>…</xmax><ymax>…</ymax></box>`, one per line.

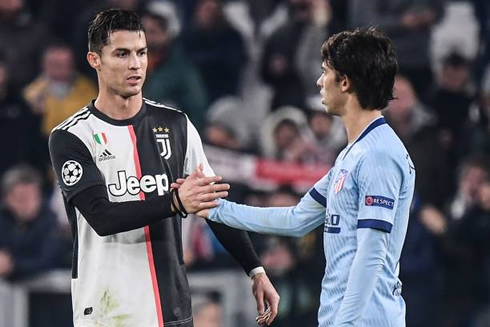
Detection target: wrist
<box><xmin>249</xmin><ymin>266</ymin><xmax>266</xmax><ymax>279</ymax></box>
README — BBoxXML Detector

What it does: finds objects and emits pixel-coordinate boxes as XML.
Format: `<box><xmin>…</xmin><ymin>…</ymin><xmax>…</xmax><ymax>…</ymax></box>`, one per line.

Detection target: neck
<box><xmin>94</xmin><ymin>90</ymin><xmax>142</xmax><ymax>120</ymax></box>
<box><xmin>341</xmin><ymin>101</ymin><xmax>382</xmax><ymax>143</ymax></box>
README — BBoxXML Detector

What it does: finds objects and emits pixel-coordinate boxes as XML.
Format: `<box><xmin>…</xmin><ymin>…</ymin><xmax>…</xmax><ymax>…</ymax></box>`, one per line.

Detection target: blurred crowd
<box><xmin>0</xmin><ymin>0</ymin><xmax>490</xmax><ymax>326</ymax></box>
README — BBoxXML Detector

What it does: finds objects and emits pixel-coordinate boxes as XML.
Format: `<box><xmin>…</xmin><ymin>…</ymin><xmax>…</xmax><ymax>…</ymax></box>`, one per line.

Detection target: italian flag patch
<box><xmin>93</xmin><ymin>133</ymin><xmax>107</xmax><ymax>145</ymax></box>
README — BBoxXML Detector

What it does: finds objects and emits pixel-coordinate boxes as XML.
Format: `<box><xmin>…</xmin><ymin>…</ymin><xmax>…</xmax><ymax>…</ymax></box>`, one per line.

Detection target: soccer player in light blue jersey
<box><xmin>173</xmin><ymin>27</ymin><xmax>415</xmax><ymax>326</ymax></box>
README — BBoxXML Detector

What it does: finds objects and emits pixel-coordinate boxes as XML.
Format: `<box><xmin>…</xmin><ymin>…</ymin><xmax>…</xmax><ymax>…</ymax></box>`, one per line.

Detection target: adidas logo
<box><xmin>98</xmin><ymin>149</ymin><xmax>116</xmax><ymax>162</ymax></box>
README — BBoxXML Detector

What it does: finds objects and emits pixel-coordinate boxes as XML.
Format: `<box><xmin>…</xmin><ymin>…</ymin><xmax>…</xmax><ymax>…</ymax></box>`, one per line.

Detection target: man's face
<box><xmin>5</xmin><ymin>183</ymin><xmax>41</xmax><ymax>222</ymax></box>
<box><xmin>316</xmin><ymin>62</ymin><xmax>344</xmax><ymax>116</ymax></box>
<box><xmin>43</xmin><ymin>48</ymin><xmax>74</xmax><ymax>82</ymax></box>
<box><xmin>95</xmin><ymin>30</ymin><xmax>148</xmax><ymax>98</ymax></box>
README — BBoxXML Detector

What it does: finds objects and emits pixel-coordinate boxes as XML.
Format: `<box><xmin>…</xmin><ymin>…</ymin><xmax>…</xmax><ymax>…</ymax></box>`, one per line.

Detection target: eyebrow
<box><xmin>113</xmin><ymin>47</ymin><xmax>148</xmax><ymax>53</ymax></box>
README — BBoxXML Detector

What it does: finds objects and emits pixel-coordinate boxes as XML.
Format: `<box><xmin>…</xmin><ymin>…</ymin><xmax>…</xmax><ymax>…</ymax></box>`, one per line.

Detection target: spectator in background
<box><xmin>23</xmin><ymin>43</ymin><xmax>97</xmax><ymax>137</ymax></box>
<box><xmin>384</xmin><ymin>75</ymin><xmax>452</xmax><ymax>208</ymax></box>
<box><xmin>400</xmin><ymin>194</ymin><xmax>444</xmax><ymax>327</ymax></box>
<box><xmin>260</xmin><ymin>0</ymin><xmax>330</xmax><ymax>111</ymax></box>
<box><xmin>307</xmin><ymin>109</ymin><xmax>345</xmax><ymax>166</ymax></box>
<box><xmin>182</xmin><ymin>0</ymin><xmax>247</xmax><ymax>104</ymax></box>
<box><xmin>0</xmin><ymin>165</ymin><xmax>61</xmax><ymax>281</ymax></box>
<box><xmin>348</xmin><ymin>0</ymin><xmax>445</xmax><ymax>103</ymax></box>
<box><xmin>192</xmin><ymin>294</ymin><xmax>222</xmax><ymax>327</ymax></box>
<box><xmin>0</xmin><ymin>54</ymin><xmax>46</xmax><ymax>179</ymax></box>
<box><xmin>439</xmin><ymin>168</ymin><xmax>490</xmax><ymax>327</ymax></box>
<box><xmin>0</xmin><ymin>0</ymin><xmax>51</xmax><ymax>91</ymax></box>
<box><xmin>261</xmin><ymin>106</ymin><xmax>317</xmax><ymax>164</ymax></box>
<box><xmin>431</xmin><ymin>52</ymin><xmax>475</xmax><ymax>164</ymax></box>
<box><xmin>447</xmin><ymin>156</ymin><xmax>489</xmax><ymax>221</ymax></box>
<box><xmin>142</xmin><ymin>2</ymin><xmax>209</xmax><ymax>131</ymax></box>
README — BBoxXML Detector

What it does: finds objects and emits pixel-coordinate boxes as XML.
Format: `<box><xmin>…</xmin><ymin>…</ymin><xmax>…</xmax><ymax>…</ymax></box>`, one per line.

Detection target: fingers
<box><xmin>255</xmin><ymin>289</ymin><xmax>265</xmax><ymax>315</ymax></box>
<box><xmin>195</xmin><ymin>175</ymin><xmax>223</xmax><ymax>186</ymax></box>
<box><xmin>199</xmin><ymin>191</ymin><xmax>229</xmax><ymax>202</ymax></box>
<box><xmin>266</xmin><ymin>294</ymin><xmax>279</xmax><ymax>325</ymax></box>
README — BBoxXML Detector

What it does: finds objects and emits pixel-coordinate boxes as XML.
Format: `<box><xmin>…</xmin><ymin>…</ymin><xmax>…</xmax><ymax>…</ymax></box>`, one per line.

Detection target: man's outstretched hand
<box><xmin>171</xmin><ymin>164</ymin><xmax>229</xmax><ymax>215</ymax></box>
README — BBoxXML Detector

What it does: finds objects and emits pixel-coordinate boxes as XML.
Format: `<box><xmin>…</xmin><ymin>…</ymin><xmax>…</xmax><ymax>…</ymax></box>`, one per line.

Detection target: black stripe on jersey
<box><xmin>132</xmin><ymin>104</ymin><xmax>190</xmax><ymax>323</ymax></box>
<box><xmin>56</xmin><ymin>107</ymin><xmax>89</xmax><ymax>131</ymax></box>
<box><xmin>64</xmin><ymin>197</ymin><xmax>79</xmax><ymax>278</ymax></box>
<box><xmin>61</xmin><ymin>111</ymin><xmax>92</xmax><ymax>131</ymax></box>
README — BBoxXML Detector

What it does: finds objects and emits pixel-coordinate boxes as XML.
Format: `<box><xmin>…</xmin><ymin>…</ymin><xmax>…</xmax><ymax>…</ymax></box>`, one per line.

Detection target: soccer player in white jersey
<box><xmin>177</xmin><ymin>28</ymin><xmax>416</xmax><ymax>326</ymax></box>
<box><xmin>49</xmin><ymin>9</ymin><xmax>279</xmax><ymax>327</ymax></box>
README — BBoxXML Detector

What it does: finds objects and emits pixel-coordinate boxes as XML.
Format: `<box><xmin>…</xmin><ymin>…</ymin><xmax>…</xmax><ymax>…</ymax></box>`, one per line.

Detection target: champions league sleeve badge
<box><xmin>62</xmin><ymin>160</ymin><xmax>83</xmax><ymax>186</ymax></box>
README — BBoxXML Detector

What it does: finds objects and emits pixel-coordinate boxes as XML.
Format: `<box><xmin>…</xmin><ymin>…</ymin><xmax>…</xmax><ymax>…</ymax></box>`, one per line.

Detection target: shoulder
<box><xmin>50</xmin><ymin>105</ymin><xmax>92</xmax><ymax>134</ymax></box>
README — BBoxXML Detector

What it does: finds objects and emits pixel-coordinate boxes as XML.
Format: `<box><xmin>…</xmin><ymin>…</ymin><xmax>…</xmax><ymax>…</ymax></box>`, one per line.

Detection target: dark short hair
<box><xmin>88</xmin><ymin>9</ymin><xmax>144</xmax><ymax>54</ymax></box>
<box><xmin>321</xmin><ymin>27</ymin><xmax>398</xmax><ymax>110</ymax></box>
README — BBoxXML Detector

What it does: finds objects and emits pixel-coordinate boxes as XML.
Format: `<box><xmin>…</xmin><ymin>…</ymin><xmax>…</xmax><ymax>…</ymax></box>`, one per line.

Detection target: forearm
<box><xmin>72</xmin><ymin>185</ymin><xmax>174</xmax><ymax>236</ymax></box>
<box><xmin>206</xmin><ymin>220</ymin><xmax>261</xmax><ymax>275</ymax></box>
<box><xmin>334</xmin><ymin>228</ymin><xmax>388</xmax><ymax>326</ymax></box>
<box><xmin>208</xmin><ymin>198</ymin><xmax>323</xmax><ymax>237</ymax></box>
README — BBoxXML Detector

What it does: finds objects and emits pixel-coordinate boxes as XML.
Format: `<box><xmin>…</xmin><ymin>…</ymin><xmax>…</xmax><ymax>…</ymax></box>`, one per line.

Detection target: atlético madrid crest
<box><xmin>153</xmin><ymin>127</ymin><xmax>172</xmax><ymax>159</ymax></box>
<box><xmin>333</xmin><ymin>169</ymin><xmax>349</xmax><ymax>194</ymax></box>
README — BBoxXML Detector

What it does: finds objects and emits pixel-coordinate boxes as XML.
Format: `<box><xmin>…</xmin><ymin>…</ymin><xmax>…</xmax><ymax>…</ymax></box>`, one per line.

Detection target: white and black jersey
<box><xmin>49</xmin><ymin>99</ymin><xmax>260</xmax><ymax>327</ymax></box>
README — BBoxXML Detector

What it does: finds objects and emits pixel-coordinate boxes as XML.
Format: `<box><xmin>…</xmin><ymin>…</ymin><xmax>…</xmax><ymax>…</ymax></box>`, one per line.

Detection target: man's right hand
<box><xmin>173</xmin><ymin>165</ymin><xmax>229</xmax><ymax>214</ymax></box>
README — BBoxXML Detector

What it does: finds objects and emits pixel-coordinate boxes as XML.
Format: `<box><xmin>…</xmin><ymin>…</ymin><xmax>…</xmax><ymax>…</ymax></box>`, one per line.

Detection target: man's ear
<box><xmin>87</xmin><ymin>52</ymin><xmax>101</xmax><ymax>70</ymax></box>
<box><xmin>340</xmin><ymin>75</ymin><xmax>352</xmax><ymax>93</ymax></box>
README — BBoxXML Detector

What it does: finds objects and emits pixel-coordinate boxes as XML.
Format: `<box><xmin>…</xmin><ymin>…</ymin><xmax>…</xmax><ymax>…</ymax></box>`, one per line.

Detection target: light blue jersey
<box><xmin>208</xmin><ymin>116</ymin><xmax>415</xmax><ymax>326</ymax></box>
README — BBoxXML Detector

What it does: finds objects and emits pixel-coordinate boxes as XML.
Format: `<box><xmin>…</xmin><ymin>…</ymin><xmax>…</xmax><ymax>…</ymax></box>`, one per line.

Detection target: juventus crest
<box><xmin>154</xmin><ymin>127</ymin><xmax>172</xmax><ymax>159</ymax></box>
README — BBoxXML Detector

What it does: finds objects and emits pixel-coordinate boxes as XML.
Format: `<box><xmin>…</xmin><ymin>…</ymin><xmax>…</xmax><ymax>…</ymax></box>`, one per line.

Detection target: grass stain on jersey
<box><xmin>99</xmin><ymin>289</ymin><xmax>132</xmax><ymax>327</ymax></box>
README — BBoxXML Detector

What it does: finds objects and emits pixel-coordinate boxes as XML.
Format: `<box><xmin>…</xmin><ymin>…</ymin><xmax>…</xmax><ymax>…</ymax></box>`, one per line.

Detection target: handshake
<box><xmin>169</xmin><ymin>164</ymin><xmax>229</xmax><ymax>218</ymax></box>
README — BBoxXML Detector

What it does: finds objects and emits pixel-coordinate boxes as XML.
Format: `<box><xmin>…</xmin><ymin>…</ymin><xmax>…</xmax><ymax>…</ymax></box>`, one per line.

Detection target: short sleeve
<box><xmin>49</xmin><ymin>129</ymin><xmax>105</xmax><ymax>202</ymax></box>
<box><xmin>356</xmin><ymin>151</ymin><xmax>403</xmax><ymax>233</ymax></box>
<box><xmin>183</xmin><ymin>117</ymin><xmax>215</xmax><ymax>177</ymax></box>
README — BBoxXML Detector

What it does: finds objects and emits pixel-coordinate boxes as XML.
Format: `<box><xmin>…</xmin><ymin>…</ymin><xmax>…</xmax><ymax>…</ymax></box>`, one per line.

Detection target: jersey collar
<box><xmin>342</xmin><ymin>116</ymin><xmax>386</xmax><ymax>160</ymax></box>
<box><xmin>88</xmin><ymin>99</ymin><xmax>147</xmax><ymax>126</ymax></box>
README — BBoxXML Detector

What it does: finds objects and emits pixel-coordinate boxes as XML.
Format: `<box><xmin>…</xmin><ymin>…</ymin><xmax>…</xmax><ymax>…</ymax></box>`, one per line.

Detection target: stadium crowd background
<box><xmin>0</xmin><ymin>0</ymin><xmax>489</xmax><ymax>326</ymax></box>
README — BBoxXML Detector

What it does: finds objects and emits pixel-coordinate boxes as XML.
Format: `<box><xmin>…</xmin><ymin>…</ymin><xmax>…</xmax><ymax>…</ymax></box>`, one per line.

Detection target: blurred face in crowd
<box><xmin>193</xmin><ymin>302</ymin><xmax>222</xmax><ymax>327</ymax></box>
<box><xmin>0</xmin><ymin>0</ymin><xmax>23</xmax><ymax>17</ymax></box>
<box><xmin>5</xmin><ymin>182</ymin><xmax>41</xmax><ymax>222</ymax></box>
<box><xmin>478</xmin><ymin>181</ymin><xmax>490</xmax><ymax>211</ymax></box>
<box><xmin>195</xmin><ymin>0</ymin><xmax>223</xmax><ymax>29</ymax></box>
<box><xmin>142</xmin><ymin>15</ymin><xmax>171</xmax><ymax>52</ymax></box>
<box><xmin>204</xmin><ymin>124</ymin><xmax>239</xmax><ymax>149</ymax></box>
<box><xmin>88</xmin><ymin>30</ymin><xmax>148</xmax><ymax>99</ymax></box>
<box><xmin>386</xmin><ymin>76</ymin><xmax>416</xmax><ymax>121</ymax></box>
<box><xmin>289</xmin><ymin>0</ymin><xmax>313</xmax><ymax>22</ymax></box>
<box><xmin>273</xmin><ymin>120</ymin><xmax>300</xmax><ymax>150</ymax></box>
<box><xmin>317</xmin><ymin>62</ymin><xmax>347</xmax><ymax>116</ymax></box>
<box><xmin>310</xmin><ymin>111</ymin><xmax>333</xmax><ymax>139</ymax></box>
<box><xmin>460</xmin><ymin>165</ymin><xmax>488</xmax><ymax>200</ymax></box>
<box><xmin>440</xmin><ymin>63</ymin><xmax>470</xmax><ymax>92</ymax></box>
<box><xmin>43</xmin><ymin>47</ymin><xmax>75</xmax><ymax>82</ymax></box>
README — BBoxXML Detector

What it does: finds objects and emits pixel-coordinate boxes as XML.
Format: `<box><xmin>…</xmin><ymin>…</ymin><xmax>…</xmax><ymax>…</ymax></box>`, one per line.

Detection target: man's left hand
<box><xmin>252</xmin><ymin>272</ymin><xmax>280</xmax><ymax>325</ymax></box>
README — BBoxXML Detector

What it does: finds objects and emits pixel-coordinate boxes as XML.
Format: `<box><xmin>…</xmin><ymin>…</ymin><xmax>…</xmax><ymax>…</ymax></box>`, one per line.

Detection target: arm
<box><xmin>206</xmin><ymin>171</ymin><xmax>331</xmax><ymax>237</ymax></box>
<box><xmin>333</xmin><ymin>228</ymin><xmax>388</xmax><ymax>326</ymax></box>
<box><xmin>49</xmin><ymin>129</ymin><xmax>227</xmax><ymax>236</ymax></box>
<box><xmin>208</xmin><ymin>194</ymin><xmax>325</xmax><ymax>237</ymax></box>
<box><xmin>184</xmin><ymin>119</ymin><xmax>280</xmax><ymax>323</ymax></box>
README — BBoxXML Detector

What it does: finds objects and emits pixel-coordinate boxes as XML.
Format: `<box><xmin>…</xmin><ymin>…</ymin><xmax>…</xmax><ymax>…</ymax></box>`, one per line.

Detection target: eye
<box><xmin>116</xmin><ymin>52</ymin><xmax>127</xmax><ymax>58</ymax></box>
<box><xmin>138</xmin><ymin>50</ymin><xmax>147</xmax><ymax>56</ymax></box>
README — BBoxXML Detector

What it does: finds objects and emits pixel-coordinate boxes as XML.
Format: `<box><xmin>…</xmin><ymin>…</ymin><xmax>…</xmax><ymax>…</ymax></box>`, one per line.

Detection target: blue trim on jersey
<box><xmin>343</xmin><ymin>117</ymin><xmax>386</xmax><ymax>159</ymax></box>
<box><xmin>309</xmin><ymin>188</ymin><xmax>327</xmax><ymax>207</ymax></box>
<box><xmin>325</xmin><ymin>226</ymin><xmax>341</xmax><ymax>234</ymax></box>
<box><xmin>357</xmin><ymin>219</ymin><xmax>393</xmax><ymax>233</ymax></box>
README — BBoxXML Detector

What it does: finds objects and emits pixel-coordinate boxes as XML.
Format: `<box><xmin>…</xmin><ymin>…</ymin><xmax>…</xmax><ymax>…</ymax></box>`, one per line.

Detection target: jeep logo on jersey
<box><xmin>61</xmin><ymin>160</ymin><xmax>83</xmax><ymax>186</ymax></box>
<box><xmin>153</xmin><ymin>127</ymin><xmax>172</xmax><ymax>159</ymax></box>
<box><xmin>108</xmin><ymin>171</ymin><xmax>169</xmax><ymax>196</ymax></box>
